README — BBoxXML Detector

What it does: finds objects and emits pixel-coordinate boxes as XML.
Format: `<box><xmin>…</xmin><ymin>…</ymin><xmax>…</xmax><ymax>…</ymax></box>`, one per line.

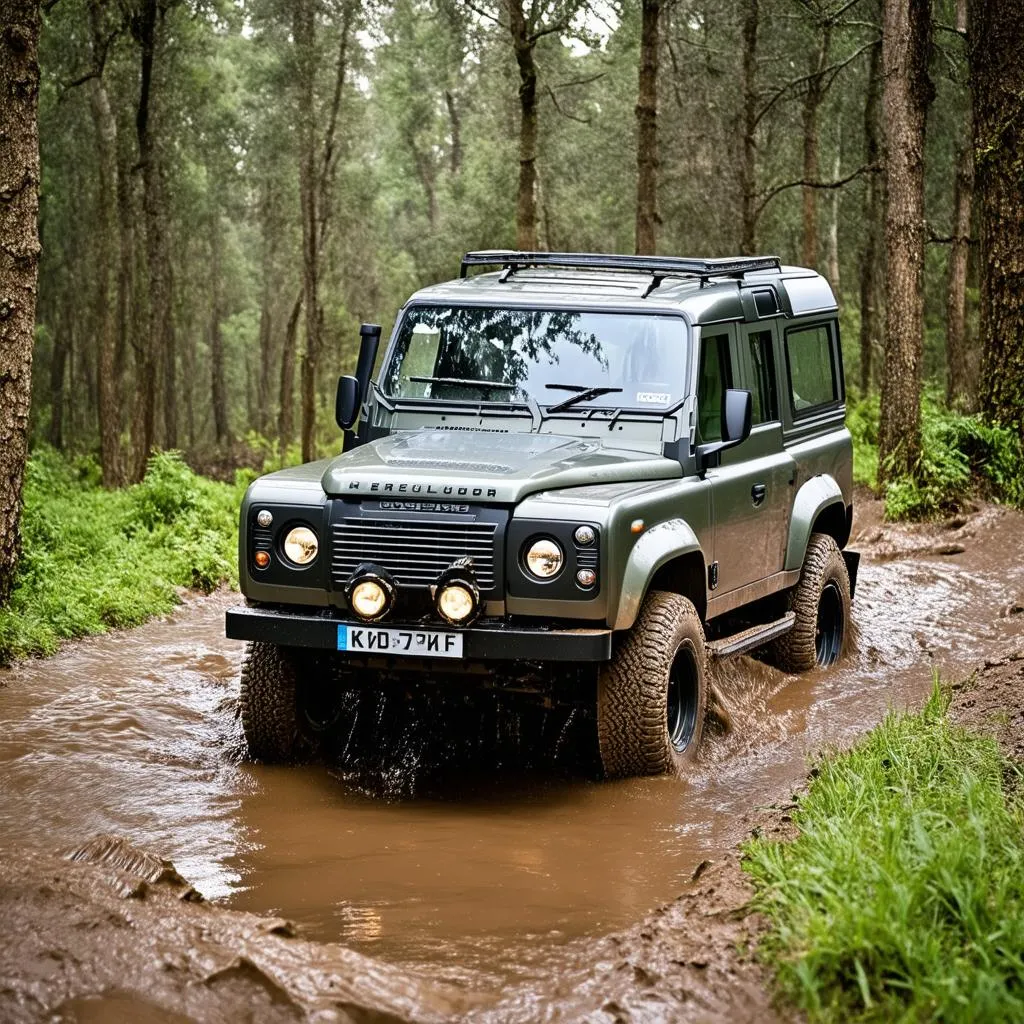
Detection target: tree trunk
<box><xmin>49</xmin><ymin>325</ymin><xmax>68</xmax><ymax>450</ymax></box>
<box><xmin>444</xmin><ymin>89</ymin><xmax>462</xmax><ymax>175</ymax></box>
<box><xmin>87</xmin><ymin>1</ymin><xmax>121</xmax><ymax>486</ymax></box>
<box><xmin>508</xmin><ymin>0</ymin><xmax>538</xmax><ymax>251</ymax></box>
<box><xmin>257</xmin><ymin>293</ymin><xmax>273</xmax><ymax>436</ymax></box>
<box><xmin>827</xmin><ymin>144</ymin><xmax>841</xmax><ymax>293</ymax></box>
<box><xmin>209</xmin><ymin>211</ymin><xmax>229</xmax><ymax>446</ymax></box>
<box><xmin>970</xmin><ymin>0</ymin><xmax>1024</xmax><ymax>442</ymax></box>
<box><xmin>858</xmin><ymin>37</ymin><xmax>883</xmax><ymax>394</ymax></box>
<box><xmin>878</xmin><ymin>0</ymin><xmax>933</xmax><ymax>485</ymax></box>
<box><xmin>634</xmin><ymin>0</ymin><xmax>659</xmax><ymax>255</ymax></box>
<box><xmin>739</xmin><ymin>0</ymin><xmax>759</xmax><ymax>256</ymax></box>
<box><xmin>294</xmin><ymin>0</ymin><xmax>320</xmax><ymax>464</ymax></box>
<box><xmin>0</xmin><ymin>0</ymin><xmax>40</xmax><ymax>604</ymax></box>
<box><xmin>278</xmin><ymin>295</ymin><xmax>301</xmax><ymax>460</ymax></box>
<box><xmin>945</xmin><ymin>141</ymin><xmax>973</xmax><ymax>408</ymax></box>
<box><xmin>134</xmin><ymin>0</ymin><xmax>176</xmax><ymax>454</ymax></box>
<box><xmin>801</xmin><ymin>25</ymin><xmax>831</xmax><ymax>269</ymax></box>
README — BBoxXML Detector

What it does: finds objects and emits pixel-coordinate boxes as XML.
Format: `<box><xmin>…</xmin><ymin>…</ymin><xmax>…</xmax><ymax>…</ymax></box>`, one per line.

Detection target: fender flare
<box><xmin>612</xmin><ymin>518</ymin><xmax>704</xmax><ymax>631</ymax></box>
<box><xmin>785</xmin><ymin>475</ymin><xmax>846</xmax><ymax>571</ymax></box>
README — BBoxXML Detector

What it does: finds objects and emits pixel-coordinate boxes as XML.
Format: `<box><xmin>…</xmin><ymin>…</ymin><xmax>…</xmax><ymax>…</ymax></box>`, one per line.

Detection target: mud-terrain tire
<box><xmin>768</xmin><ymin>533</ymin><xmax>851</xmax><ymax>673</ymax></box>
<box><xmin>240</xmin><ymin>642</ymin><xmax>342</xmax><ymax>763</ymax></box>
<box><xmin>597</xmin><ymin>591</ymin><xmax>708</xmax><ymax>779</ymax></box>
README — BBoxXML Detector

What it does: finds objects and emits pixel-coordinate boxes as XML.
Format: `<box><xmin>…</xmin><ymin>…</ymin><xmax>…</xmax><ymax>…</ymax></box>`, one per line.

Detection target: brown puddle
<box><xmin>2</xmin><ymin>499</ymin><xmax>1023</xmax><ymax>1001</ymax></box>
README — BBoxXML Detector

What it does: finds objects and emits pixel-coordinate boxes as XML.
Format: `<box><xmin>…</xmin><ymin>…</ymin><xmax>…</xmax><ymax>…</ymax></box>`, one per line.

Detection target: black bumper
<box><xmin>225</xmin><ymin>606</ymin><xmax>613</xmax><ymax>662</ymax></box>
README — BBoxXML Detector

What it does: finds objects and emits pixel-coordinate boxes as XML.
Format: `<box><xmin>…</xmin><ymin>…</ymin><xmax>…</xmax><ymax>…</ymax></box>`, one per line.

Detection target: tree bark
<box><xmin>508</xmin><ymin>0</ymin><xmax>539</xmax><ymax>251</ymax></box>
<box><xmin>278</xmin><ymin>295</ymin><xmax>301</xmax><ymax>460</ymax></box>
<box><xmin>444</xmin><ymin>89</ymin><xmax>462</xmax><ymax>175</ymax></box>
<box><xmin>970</xmin><ymin>0</ymin><xmax>1024</xmax><ymax>442</ymax></box>
<box><xmin>801</xmin><ymin>24</ymin><xmax>832</xmax><ymax>269</ymax></box>
<box><xmin>209</xmin><ymin>210</ymin><xmax>229</xmax><ymax>446</ymax></box>
<box><xmin>634</xmin><ymin>0</ymin><xmax>659</xmax><ymax>255</ymax></box>
<box><xmin>878</xmin><ymin>0</ymin><xmax>933</xmax><ymax>485</ymax></box>
<box><xmin>0</xmin><ymin>0</ymin><xmax>40</xmax><ymax>604</ymax></box>
<box><xmin>945</xmin><ymin>141</ymin><xmax>973</xmax><ymax>408</ymax></box>
<box><xmin>87</xmin><ymin>0</ymin><xmax>121</xmax><ymax>486</ymax></box>
<box><xmin>134</xmin><ymin>0</ymin><xmax>176</xmax><ymax>456</ymax></box>
<box><xmin>858</xmin><ymin>37</ymin><xmax>883</xmax><ymax>394</ymax></box>
<box><xmin>739</xmin><ymin>0</ymin><xmax>759</xmax><ymax>256</ymax></box>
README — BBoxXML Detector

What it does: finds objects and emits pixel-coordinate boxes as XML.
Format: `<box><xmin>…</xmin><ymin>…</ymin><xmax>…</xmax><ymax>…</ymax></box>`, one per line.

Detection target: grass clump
<box><xmin>0</xmin><ymin>448</ymin><xmax>244</xmax><ymax>664</ymax></box>
<box><xmin>745</xmin><ymin>686</ymin><xmax>1024</xmax><ymax>1023</ymax></box>
<box><xmin>846</xmin><ymin>394</ymin><xmax>1024</xmax><ymax>520</ymax></box>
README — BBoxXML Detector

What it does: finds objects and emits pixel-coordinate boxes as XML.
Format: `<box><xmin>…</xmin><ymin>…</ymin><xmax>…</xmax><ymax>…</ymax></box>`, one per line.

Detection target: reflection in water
<box><xmin>0</xmin><ymin>518</ymin><xmax>1022</xmax><ymax>989</ymax></box>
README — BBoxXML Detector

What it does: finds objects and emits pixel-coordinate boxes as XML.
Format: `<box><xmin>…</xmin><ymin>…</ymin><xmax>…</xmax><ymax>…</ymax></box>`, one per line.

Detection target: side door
<box><xmin>696</xmin><ymin>325</ymin><xmax>774</xmax><ymax>595</ymax></box>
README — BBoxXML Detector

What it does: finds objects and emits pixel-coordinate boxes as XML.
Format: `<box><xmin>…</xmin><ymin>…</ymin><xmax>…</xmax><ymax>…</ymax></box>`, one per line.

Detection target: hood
<box><xmin>320</xmin><ymin>429</ymin><xmax>680</xmax><ymax>503</ymax></box>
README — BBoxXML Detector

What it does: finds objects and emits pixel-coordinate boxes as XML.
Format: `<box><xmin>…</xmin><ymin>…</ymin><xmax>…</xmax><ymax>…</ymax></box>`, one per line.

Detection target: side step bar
<box><xmin>707</xmin><ymin>612</ymin><xmax>795</xmax><ymax>661</ymax></box>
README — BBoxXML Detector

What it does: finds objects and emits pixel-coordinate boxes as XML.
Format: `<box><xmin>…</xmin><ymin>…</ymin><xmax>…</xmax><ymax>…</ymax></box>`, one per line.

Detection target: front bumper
<box><xmin>225</xmin><ymin>605</ymin><xmax>613</xmax><ymax>662</ymax></box>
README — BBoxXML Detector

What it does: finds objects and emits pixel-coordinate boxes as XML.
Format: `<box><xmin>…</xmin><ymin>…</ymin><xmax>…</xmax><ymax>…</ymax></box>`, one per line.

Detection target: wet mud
<box><xmin>2</xmin><ymin>493</ymin><xmax>1023</xmax><ymax>1021</ymax></box>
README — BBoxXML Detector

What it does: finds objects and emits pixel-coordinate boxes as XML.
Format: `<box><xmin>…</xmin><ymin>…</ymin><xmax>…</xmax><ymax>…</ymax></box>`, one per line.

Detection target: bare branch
<box><xmin>550</xmin><ymin>71</ymin><xmax>606</xmax><ymax>90</ymax></box>
<box><xmin>754</xmin><ymin>163</ymin><xmax>878</xmax><ymax>217</ymax></box>
<box><xmin>546</xmin><ymin>84</ymin><xmax>590</xmax><ymax>123</ymax></box>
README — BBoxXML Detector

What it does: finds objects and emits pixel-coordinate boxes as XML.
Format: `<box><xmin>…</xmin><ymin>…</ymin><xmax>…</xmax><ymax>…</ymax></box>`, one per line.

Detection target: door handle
<box><xmin>751</xmin><ymin>483</ymin><xmax>767</xmax><ymax>506</ymax></box>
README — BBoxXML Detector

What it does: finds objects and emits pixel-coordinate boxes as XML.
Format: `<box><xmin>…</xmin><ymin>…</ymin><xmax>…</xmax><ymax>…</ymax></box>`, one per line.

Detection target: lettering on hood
<box><xmin>347</xmin><ymin>480</ymin><xmax>498</xmax><ymax>498</ymax></box>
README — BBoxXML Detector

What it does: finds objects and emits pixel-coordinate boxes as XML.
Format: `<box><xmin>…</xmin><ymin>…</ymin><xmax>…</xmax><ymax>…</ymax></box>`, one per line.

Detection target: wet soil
<box><xmin>2</xmin><ymin>492</ymin><xmax>1023</xmax><ymax>1021</ymax></box>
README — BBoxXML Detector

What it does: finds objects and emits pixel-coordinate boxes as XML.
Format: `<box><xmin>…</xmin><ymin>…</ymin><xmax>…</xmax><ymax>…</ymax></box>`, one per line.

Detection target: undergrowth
<box><xmin>745</xmin><ymin>686</ymin><xmax>1024</xmax><ymax>1023</ymax></box>
<box><xmin>847</xmin><ymin>394</ymin><xmax>1024</xmax><ymax>520</ymax></box>
<box><xmin>0</xmin><ymin>448</ymin><xmax>246</xmax><ymax>665</ymax></box>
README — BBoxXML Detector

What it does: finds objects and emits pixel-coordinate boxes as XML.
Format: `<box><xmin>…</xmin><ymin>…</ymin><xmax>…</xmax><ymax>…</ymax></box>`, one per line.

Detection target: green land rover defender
<box><xmin>227</xmin><ymin>250</ymin><xmax>858</xmax><ymax>778</ymax></box>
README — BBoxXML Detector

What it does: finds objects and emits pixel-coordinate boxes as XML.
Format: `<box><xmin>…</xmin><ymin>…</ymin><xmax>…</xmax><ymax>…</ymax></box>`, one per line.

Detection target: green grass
<box><xmin>745</xmin><ymin>686</ymin><xmax>1024</xmax><ymax>1023</ymax></box>
<box><xmin>846</xmin><ymin>393</ymin><xmax>1024</xmax><ymax>521</ymax></box>
<box><xmin>0</xmin><ymin>448</ymin><xmax>248</xmax><ymax>665</ymax></box>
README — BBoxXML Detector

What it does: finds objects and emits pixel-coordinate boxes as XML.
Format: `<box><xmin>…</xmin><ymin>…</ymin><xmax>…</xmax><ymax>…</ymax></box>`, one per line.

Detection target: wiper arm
<box><xmin>544</xmin><ymin>384</ymin><xmax>623</xmax><ymax>413</ymax></box>
<box><xmin>408</xmin><ymin>376</ymin><xmax>516</xmax><ymax>391</ymax></box>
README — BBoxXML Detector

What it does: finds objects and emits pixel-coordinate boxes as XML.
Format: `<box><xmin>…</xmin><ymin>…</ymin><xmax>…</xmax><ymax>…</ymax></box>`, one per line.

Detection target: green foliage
<box><xmin>745</xmin><ymin>685</ymin><xmax>1024</xmax><ymax>1023</ymax></box>
<box><xmin>0</xmin><ymin>448</ymin><xmax>242</xmax><ymax>665</ymax></box>
<box><xmin>847</xmin><ymin>395</ymin><xmax>1024</xmax><ymax>520</ymax></box>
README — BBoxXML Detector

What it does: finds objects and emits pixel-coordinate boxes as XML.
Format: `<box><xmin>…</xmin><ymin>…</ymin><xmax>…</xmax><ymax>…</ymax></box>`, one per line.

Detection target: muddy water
<box><xmin>2</xmin><ymin>504</ymin><xmax>1023</xmax><ymax>995</ymax></box>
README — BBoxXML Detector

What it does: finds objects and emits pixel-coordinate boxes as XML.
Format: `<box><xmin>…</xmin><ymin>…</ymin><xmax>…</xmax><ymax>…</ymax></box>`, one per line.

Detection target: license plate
<box><xmin>337</xmin><ymin>625</ymin><xmax>463</xmax><ymax>659</ymax></box>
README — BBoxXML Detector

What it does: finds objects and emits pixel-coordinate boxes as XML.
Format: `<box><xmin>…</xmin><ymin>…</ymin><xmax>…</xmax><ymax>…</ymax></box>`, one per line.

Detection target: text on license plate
<box><xmin>337</xmin><ymin>625</ymin><xmax>463</xmax><ymax>658</ymax></box>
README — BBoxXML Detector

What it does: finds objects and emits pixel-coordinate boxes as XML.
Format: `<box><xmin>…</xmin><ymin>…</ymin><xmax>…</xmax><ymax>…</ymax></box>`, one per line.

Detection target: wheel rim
<box><xmin>667</xmin><ymin>642</ymin><xmax>700</xmax><ymax>753</ymax></box>
<box><xmin>815</xmin><ymin>581</ymin><xmax>844</xmax><ymax>667</ymax></box>
<box><xmin>298</xmin><ymin>682</ymin><xmax>343</xmax><ymax>734</ymax></box>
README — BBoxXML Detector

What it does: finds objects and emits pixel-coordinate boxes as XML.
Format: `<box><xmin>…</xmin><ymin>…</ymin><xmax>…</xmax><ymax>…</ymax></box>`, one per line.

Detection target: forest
<box><xmin>0</xmin><ymin>0</ymin><xmax>1015</xmax><ymax>502</ymax></box>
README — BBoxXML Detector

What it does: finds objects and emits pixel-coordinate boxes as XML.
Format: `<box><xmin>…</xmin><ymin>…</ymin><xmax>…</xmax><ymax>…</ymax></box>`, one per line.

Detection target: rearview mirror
<box><xmin>335</xmin><ymin>375</ymin><xmax>360</xmax><ymax>430</ymax></box>
<box><xmin>696</xmin><ymin>388</ymin><xmax>753</xmax><ymax>472</ymax></box>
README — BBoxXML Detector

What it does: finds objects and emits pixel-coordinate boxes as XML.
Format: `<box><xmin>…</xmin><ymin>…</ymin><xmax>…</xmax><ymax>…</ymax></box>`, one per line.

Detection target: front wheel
<box><xmin>767</xmin><ymin>533</ymin><xmax>852</xmax><ymax>673</ymax></box>
<box><xmin>597</xmin><ymin>591</ymin><xmax>708</xmax><ymax>779</ymax></box>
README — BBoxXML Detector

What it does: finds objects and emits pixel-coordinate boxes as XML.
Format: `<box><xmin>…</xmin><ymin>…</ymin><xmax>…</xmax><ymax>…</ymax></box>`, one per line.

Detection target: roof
<box><xmin>406</xmin><ymin>251</ymin><xmax>838</xmax><ymax>326</ymax></box>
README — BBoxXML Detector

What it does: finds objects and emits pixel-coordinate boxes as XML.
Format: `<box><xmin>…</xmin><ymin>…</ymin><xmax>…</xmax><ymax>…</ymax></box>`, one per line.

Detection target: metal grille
<box><xmin>331</xmin><ymin>518</ymin><xmax>498</xmax><ymax>591</ymax></box>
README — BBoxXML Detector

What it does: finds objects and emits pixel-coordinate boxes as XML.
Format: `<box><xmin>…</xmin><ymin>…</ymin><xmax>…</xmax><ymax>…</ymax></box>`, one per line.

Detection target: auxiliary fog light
<box><xmin>351</xmin><ymin>579</ymin><xmax>390</xmax><ymax>620</ymax></box>
<box><xmin>436</xmin><ymin>583</ymin><xmax>477</xmax><ymax>625</ymax></box>
<box><xmin>283</xmin><ymin>525</ymin><xmax>319</xmax><ymax>565</ymax></box>
<box><xmin>524</xmin><ymin>538</ymin><xmax>564</xmax><ymax>579</ymax></box>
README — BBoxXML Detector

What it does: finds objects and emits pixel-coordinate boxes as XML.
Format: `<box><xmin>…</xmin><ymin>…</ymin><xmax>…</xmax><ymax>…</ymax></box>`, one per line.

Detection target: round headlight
<box><xmin>437</xmin><ymin>583</ymin><xmax>476</xmax><ymax>624</ymax></box>
<box><xmin>351</xmin><ymin>579</ymin><xmax>389</xmax><ymax>620</ymax></box>
<box><xmin>283</xmin><ymin>526</ymin><xmax>318</xmax><ymax>565</ymax></box>
<box><xmin>524</xmin><ymin>538</ymin><xmax>564</xmax><ymax>579</ymax></box>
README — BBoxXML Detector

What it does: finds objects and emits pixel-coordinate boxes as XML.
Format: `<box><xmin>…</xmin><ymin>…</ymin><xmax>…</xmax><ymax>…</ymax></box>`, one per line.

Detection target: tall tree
<box><xmin>0</xmin><ymin>0</ymin><xmax>40</xmax><ymax>602</ymax></box>
<box><xmin>858</xmin><ymin>34</ymin><xmax>882</xmax><ymax>393</ymax></box>
<box><xmin>634</xmin><ymin>0</ymin><xmax>659</xmax><ymax>255</ymax></box>
<box><xmin>739</xmin><ymin>0</ymin><xmax>759</xmax><ymax>255</ymax></box>
<box><xmin>878</xmin><ymin>0</ymin><xmax>933</xmax><ymax>484</ymax></box>
<box><xmin>945</xmin><ymin>141</ymin><xmax>973</xmax><ymax>407</ymax></box>
<box><xmin>971</xmin><ymin>0</ymin><xmax>1024</xmax><ymax>441</ymax></box>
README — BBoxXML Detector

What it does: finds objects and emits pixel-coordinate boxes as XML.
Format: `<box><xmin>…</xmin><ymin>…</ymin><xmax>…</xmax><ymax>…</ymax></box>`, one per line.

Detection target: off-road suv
<box><xmin>227</xmin><ymin>250</ymin><xmax>858</xmax><ymax>778</ymax></box>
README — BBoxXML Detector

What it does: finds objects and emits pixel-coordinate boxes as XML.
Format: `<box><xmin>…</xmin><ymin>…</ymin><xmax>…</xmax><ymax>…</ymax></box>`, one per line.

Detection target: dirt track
<box><xmin>1</xmin><ymin>494</ymin><xmax>1023</xmax><ymax>1023</ymax></box>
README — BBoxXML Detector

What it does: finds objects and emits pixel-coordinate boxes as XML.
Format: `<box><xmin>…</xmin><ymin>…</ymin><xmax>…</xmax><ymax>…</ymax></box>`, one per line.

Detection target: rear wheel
<box><xmin>768</xmin><ymin>533</ymin><xmax>851</xmax><ymax>672</ymax></box>
<box><xmin>597</xmin><ymin>591</ymin><xmax>708</xmax><ymax>779</ymax></box>
<box><xmin>239</xmin><ymin>642</ymin><xmax>350</xmax><ymax>762</ymax></box>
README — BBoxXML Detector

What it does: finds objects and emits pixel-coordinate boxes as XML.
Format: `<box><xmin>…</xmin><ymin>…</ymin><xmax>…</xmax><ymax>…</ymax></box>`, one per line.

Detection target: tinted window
<box><xmin>746</xmin><ymin>329</ymin><xmax>778</xmax><ymax>423</ymax></box>
<box><xmin>786</xmin><ymin>324</ymin><xmax>838</xmax><ymax>415</ymax></box>
<box><xmin>697</xmin><ymin>334</ymin><xmax>731</xmax><ymax>441</ymax></box>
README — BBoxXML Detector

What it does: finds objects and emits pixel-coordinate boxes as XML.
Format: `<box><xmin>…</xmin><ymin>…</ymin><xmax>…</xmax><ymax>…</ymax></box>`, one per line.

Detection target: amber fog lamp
<box><xmin>283</xmin><ymin>525</ymin><xmax>319</xmax><ymax>565</ymax></box>
<box><xmin>254</xmin><ymin>550</ymin><xmax>271</xmax><ymax>569</ymax></box>
<box><xmin>345</xmin><ymin>565</ymin><xmax>396</xmax><ymax>622</ymax></box>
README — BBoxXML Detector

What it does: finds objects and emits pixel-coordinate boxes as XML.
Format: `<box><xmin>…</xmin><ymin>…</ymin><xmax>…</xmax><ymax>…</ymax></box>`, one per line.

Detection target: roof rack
<box><xmin>459</xmin><ymin>250</ymin><xmax>782</xmax><ymax>281</ymax></box>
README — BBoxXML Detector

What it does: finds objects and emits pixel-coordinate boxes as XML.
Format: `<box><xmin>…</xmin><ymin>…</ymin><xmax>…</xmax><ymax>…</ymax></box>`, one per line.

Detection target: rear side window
<box><xmin>746</xmin><ymin>330</ymin><xmax>778</xmax><ymax>423</ymax></box>
<box><xmin>785</xmin><ymin>323</ymin><xmax>839</xmax><ymax>416</ymax></box>
<box><xmin>697</xmin><ymin>334</ymin><xmax>732</xmax><ymax>442</ymax></box>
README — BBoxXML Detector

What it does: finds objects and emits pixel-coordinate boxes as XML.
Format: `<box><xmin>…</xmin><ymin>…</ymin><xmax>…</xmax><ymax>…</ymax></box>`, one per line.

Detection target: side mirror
<box><xmin>696</xmin><ymin>388</ymin><xmax>752</xmax><ymax>472</ymax></box>
<box><xmin>335</xmin><ymin>375</ymin><xmax>360</xmax><ymax>430</ymax></box>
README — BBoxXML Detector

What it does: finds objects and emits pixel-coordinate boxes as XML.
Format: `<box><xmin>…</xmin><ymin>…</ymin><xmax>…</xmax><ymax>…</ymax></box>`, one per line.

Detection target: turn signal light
<box><xmin>254</xmin><ymin>550</ymin><xmax>270</xmax><ymax>569</ymax></box>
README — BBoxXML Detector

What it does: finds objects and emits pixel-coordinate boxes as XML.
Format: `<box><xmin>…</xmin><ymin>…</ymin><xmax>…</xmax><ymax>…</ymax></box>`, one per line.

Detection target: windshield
<box><xmin>381</xmin><ymin>306</ymin><xmax>687</xmax><ymax>411</ymax></box>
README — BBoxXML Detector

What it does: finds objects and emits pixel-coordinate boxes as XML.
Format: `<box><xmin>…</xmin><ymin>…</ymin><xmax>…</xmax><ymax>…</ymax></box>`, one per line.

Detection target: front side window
<box><xmin>381</xmin><ymin>306</ymin><xmax>687</xmax><ymax>411</ymax></box>
<box><xmin>786</xmin><ymin>323</ymin><xmax>839</xmax><ymax>415</ymax></box>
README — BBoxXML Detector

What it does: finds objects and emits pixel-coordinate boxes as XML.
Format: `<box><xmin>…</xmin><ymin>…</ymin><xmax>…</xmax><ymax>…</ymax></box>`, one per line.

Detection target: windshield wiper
<box><xmin>545</xmin><ymin>383</ymin><xmax>624</xmax><ymax>413</ymax></box>
<box><xmin>408</xmin><ymin>376</ymin><xmax>516</xmax><ymax>391</ymax></box>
